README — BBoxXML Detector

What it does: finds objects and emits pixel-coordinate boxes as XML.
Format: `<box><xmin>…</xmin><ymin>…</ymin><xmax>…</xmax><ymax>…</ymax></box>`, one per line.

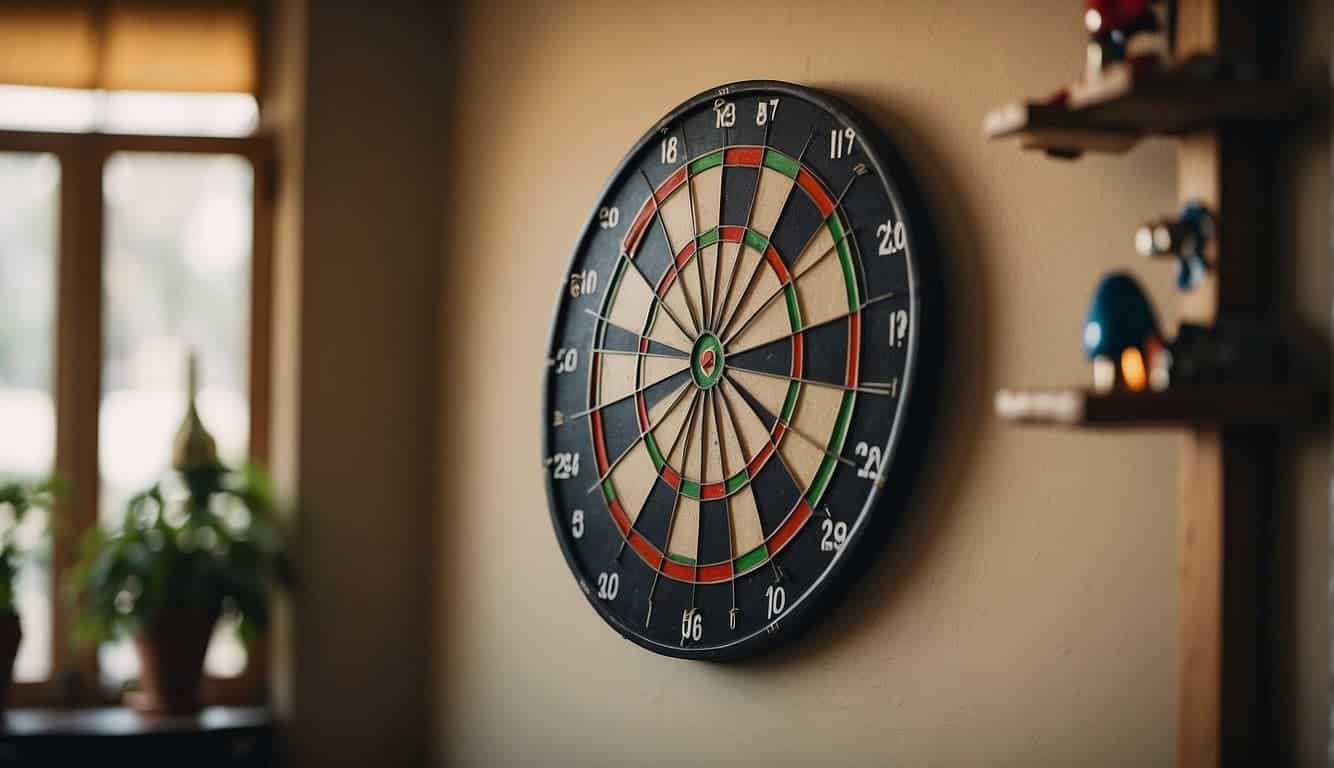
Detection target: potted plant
<box><xmin>70</xmin><ymin>359</ymin><xmax>289</xmax><ymax>713</ymax></box>
<box><xmin>0</xmin><ymin>478</ymin><xmax>56</xmax><ymax>711</ymax></box>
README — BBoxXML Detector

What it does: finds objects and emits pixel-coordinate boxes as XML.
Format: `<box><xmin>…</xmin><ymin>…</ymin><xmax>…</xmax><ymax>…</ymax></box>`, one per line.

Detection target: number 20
<box><xmin>877</xmin><ymin>220</ymin><xmax>906</xmax><ymax>255</ymax></box>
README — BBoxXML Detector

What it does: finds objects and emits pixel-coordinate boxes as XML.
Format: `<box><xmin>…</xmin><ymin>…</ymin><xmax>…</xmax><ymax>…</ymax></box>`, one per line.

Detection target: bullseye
<box><xmin>691</xmin><ymin>333</ymin><xmax>725</xmax><ymax>390</ymax></box>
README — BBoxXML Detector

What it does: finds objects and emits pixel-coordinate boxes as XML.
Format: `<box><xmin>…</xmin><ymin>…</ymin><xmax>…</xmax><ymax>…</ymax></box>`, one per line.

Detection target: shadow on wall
<box><xmin>721</xmin><ymin>86</ymin><xmax>993</xmax><ymax>674</ymax></box>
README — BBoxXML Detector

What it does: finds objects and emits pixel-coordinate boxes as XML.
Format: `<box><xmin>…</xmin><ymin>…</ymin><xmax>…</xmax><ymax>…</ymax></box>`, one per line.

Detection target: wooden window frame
<box><xmin>0</xmin><ymin>129</ymin><xmax>274</xmax><ymax>707</ymax></box>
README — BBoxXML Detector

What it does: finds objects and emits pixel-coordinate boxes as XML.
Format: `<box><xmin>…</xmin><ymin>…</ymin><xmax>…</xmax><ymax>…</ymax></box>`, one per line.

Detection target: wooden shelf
<box><xmin>984</xmin><ymin>60</ymin><xmax>1306</xmax><ymax>156</ymax></box>
<box><xmin>994</xmin><ymin>385</ymin><xmax>1325</xmax><ymax>428</ymax></box>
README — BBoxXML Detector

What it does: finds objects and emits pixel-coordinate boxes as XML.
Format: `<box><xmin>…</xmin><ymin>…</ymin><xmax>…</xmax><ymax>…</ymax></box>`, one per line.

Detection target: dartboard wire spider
<box><xmin>589</xmin><ymin>347</ymin><xmax>688</xmax><ymax>362</ymax></box>
<box><xmin>720</xmin><ymin>223</ymin><xmax>858</xmax><ymax>349</ymax></box>
<box><xmin>711</xmin><ymin>118</ymin><xmax>772</xmax><ymax>334</ymax></box>
<box><xmin>707</xmin><ymin>387</ymin><xmax>741</xmax><ymax>630</ymax></box>
<box><xmin>562</xmin><ymin>357</ymin><xmax>688</xmax><ymax>427</ymax></box>
<box><xmin>719</xmin><ymin>169</ymin><xmax>866</xmax><ymax>344</ymax></box>
<box><xmin>707</xmin><ymin>122</ymin><xmax>731</xmax><ymax>333</ymax></box>
<box><xmin>677</xmin><ymin>128</ymin><xmax>714</xmax><ymax>331</ymax></box>
<box><xmin>613</xmin><ymin>388</ymin><xmax>700</xmax><ymax>562</ymax></box>
<box><xmin>581</xmin><ymin>307</ymin><xmax>691</xmax><ymax>358</ymax></box>
<box><xmin>715</xmin><ymin>380</ymin><xmax>789</xmax><ymax>585</ymax></box>
<box><xmin>610</xmin><ymin>247</ymin><xmax>698</xmax><ymax>346</ymax></box>
<box><xmin>684</xmin><ymin>386</ymin><xmax>715</xmax><ymax>644</ymax></box>
<box><xmin>721</xmin><ymin>373</ymin><xmax>857</xmax><ymax>471</ymax></box>
<box><xmin>639</xmin><ymin>391</ymin><xmax>703</xmax><ymax>627</ymax></box>
<box><xmin>727</xmin><ymin>288</ymin><xmax>905</xmax><ymax>359</ymax></box>
<box><xmin>724</xmin><ymin>364</ymin><xmax>899</xmax><ymax>400</ymax></box>
<box><xmin>712</xmin><ymin>128</ymin><xmax>817</xmax><ymax>335</ymax></box>
<box><xmin>583</xmin><ymin>377</ymin><xmax>694</xmax><ymax>495</ymax></box>
<box><xmin>639</xmin><ymin>169</ymin><xmax>705</xmax><ymax>337</ymax></box>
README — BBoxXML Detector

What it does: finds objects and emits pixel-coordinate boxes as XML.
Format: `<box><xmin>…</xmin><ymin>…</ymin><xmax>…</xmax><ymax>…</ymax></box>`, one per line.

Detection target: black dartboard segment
<box><xmin>543</xmin><ymin>81</ymin><xmax>940</xmax><ymax>660</ymax></box>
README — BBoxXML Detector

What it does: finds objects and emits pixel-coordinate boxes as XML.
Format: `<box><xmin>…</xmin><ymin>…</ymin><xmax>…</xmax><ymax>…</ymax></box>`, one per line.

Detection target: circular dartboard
<box><xmin>543</xmin><ymin>81</ymin><xmax>939</xmax><ymax>660</ymax></box>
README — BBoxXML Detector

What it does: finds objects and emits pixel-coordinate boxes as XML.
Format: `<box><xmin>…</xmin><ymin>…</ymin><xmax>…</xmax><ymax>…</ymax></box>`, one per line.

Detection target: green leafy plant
<box><xmin>69</xmin><ymin>463</ymin><xmax>290</xmax><ymax>647</ymax></box>
<box><xmin>0</xmin><ymin>479</ymin><xmax>57</xmax><ymax>614</ymax></box>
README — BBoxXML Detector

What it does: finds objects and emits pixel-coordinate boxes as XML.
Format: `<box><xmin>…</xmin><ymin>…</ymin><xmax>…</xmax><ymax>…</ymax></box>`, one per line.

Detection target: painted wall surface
<box><xmin>272</xmin><ymin>3</ymin><xmax>444</xmax><ymax>765</ymax></box>
<box><xmin>434</xmin><ymin>1</ymin><xmax>1327</xmax><ymax>765</ymax></box>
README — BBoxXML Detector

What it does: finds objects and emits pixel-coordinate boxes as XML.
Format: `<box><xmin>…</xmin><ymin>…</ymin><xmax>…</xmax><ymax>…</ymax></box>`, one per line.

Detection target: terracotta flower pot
<box><xmin>127</xmin><ymin>603</ymin><xmax>220</xmax><ymax>715</ymax></box>
<box><xmin>0</xmin><ymin>613</ymin><xmax>20</xmax><ymax>712</ymax></box>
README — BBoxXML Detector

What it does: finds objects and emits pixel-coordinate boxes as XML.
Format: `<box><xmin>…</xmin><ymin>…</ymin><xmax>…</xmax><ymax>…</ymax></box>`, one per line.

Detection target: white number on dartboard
<box><xmin>765</xmin><ymin>585</ymin><xmax>787</xmax><ymax>620</ymax></box>
<box><xmin>681</xmin><ymin>609</ymin><xmax>702</xmax><ymax>641</ymax></box>
<box><xmin>597</xmin><ymin>206</ymin><xmax>619</xmax><ymax>230</ymax></box>
<box><xmin>877</xmin><ymin>220</ymin><xmax>906</xmax><ymax>255</ymax></box>
<box><xmin>568</xmin><ymin>269</ymin><xmax>598</xmax><ymax>298</ymax></box>
<box><xmin>596</xmin><ymin>571</ymin><xmax>618</xmax><ymax>600</ymax></box>
<box><xmin>660</xmin><ymin>136</ymin><xmax>679</xmax><ymax>164</ymax></box>
<box><xmin>756</xmin><ymin>98</ymin><xmax>779</xmax><ymax>126</ymax></box>
<box><xmin>571</xmin><ymin>509</ymin><xmax>585</xmax><ymax>539</ymax></box>
<box><xmin>554</xmin><ymin>348</ymin><xmax>578</xmax><ymax>374</ymax></box>
<box><xmin>854</xmin><ymin>442</ymin><xmax>883</xmax><ymax>480</ymax></box>
<box><xmin>820</xmin><ymin>519</ymin><xmax>849</xmax><ymax>552</ymax></box>
<box><xmin>889</xmin><ymin>309</ymin><xmax>909</xmax><ymax>348</ymax></box>
<box><xmin>550</xmin><ymin>452</ymin><xmax>580</xmax><ymax>479</ymax></box>
<box><xmin>830</xmin><ymin>127</ymin><xmax>856</xmax><ymax>159</ymax></box>
<box><xmin>713</xmin><ymin>99</ymin><xmax>736</xmax><ymax>128</ymax></box>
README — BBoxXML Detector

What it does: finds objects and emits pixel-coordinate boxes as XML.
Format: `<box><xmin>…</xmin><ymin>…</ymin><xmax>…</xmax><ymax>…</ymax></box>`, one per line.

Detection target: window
<box><xmin>0</xmin><ymin>90</ymin><xmax>273</xmax><ymax>706</ymax></box>
<box><xmin>0</xmin><ymin>152</ymin><xmax>59</xmax><ymax>685</ymax></box>
<box><xmin>99</xmin><ymin>151</ymin><xmax>256</xmax><ymax>688</ymax></box>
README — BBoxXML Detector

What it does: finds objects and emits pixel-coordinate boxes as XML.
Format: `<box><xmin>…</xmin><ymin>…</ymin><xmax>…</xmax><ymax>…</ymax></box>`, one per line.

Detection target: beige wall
<box><xmin>268</xmin><ymin>2</ymin><xmax>445</xmax><ymax>765</ymax></box>
<box><xmin>438</xmin><ymin>1</ymin><xmax>1199</xmax><ymax>765</ymax></box>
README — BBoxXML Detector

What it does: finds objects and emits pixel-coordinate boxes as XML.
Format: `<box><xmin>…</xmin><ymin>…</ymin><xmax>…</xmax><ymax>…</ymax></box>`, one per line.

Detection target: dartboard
<box><xmin>544</xmin><ymin>81</ymin><xmax>939</xmax><ymax>660</ymax></box>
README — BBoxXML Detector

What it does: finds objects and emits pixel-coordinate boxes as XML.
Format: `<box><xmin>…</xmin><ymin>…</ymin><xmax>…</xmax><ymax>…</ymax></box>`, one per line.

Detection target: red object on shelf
<box><xmin>1085</xmin><ymin>0</ymin><xmax>1150</xmax><ymax>33</ymax></box>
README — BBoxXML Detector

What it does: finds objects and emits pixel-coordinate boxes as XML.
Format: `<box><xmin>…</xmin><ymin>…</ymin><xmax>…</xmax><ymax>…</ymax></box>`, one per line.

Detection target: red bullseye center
<box><xmin>690</xmin><ymin>333</ymin><xmax>725</xmax><ymax>389</ymax></box>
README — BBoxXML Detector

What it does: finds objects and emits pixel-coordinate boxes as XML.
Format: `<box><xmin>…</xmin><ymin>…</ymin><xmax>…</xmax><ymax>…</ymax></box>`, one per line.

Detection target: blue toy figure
<box><xmin>1082</xmin><ymin>265</ymin><xmax>1287</xmax><ymax>393</ymax></box>
<box><xmin>1135</xmin><ymin>201</ymin><xmax>1216</xmax><ymax>291</ymax></box>
<box><xmin>1083</xmin><ymin>272</ymin><xmax>1163</xmax><ymax>392</ymax></box>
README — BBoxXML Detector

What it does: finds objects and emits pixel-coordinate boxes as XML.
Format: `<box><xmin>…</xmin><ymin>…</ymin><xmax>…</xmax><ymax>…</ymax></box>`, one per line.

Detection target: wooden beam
<box><xmin>51</xmin><ymin>140</ymin><xmax>104</xmax><ymax>704</ymax></box>
<box><xmin>1174</xmin><ymin>2</ymin><xmax>1272</xmax><ymax>765</ymax></box>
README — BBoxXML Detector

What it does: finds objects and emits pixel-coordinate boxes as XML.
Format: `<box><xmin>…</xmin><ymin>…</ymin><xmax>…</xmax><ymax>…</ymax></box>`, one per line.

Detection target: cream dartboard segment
<box><xmin>544</xmin><ymin>81</ymin><xmax>941</xmax><ymax>660</ymax></box>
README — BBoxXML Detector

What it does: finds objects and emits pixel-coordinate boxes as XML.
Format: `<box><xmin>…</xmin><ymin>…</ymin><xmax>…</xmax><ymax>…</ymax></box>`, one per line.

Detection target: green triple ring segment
<box><xmin>690</xmin><ymin>333</ymin><xmax>725</xmax><ymax>389</ymax></box>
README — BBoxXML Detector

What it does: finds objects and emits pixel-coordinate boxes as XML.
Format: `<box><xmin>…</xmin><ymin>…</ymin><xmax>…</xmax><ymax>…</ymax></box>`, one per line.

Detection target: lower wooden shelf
<box><xmin>994</xmin><ymin>385</ymin><xmax>1326</xmax><ymax>428</ymax></box>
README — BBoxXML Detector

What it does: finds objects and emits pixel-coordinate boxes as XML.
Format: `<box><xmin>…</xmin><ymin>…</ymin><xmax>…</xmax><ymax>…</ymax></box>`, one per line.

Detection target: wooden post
<box><xmin>53</xmin><ymin>139</ymin><xmax>104</xmax><ymax>704</ymax></box>
<box><xmin>1174</xmin><ymin>1</ymin><xmax>1273</xmax><ymax>764</ymax></box>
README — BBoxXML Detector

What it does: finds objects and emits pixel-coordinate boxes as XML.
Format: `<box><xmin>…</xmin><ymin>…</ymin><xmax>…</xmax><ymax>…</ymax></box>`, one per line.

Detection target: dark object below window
<box><xmin>0</xmin><ymin>706</ymin><xmax>274</xmax><ymax>767</ymax></box>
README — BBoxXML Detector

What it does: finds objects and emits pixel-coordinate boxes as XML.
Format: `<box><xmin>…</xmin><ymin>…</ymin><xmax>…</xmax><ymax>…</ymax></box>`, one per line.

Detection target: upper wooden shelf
<box><xmin>994</xmin><ymin>385</ymin><xmax>1326</xmax><ymax>429</ymax></box>
<box><xmin>984</xmin><ymin>60</ymin><xmax>1307</xmax><ymax>156</ymax></box>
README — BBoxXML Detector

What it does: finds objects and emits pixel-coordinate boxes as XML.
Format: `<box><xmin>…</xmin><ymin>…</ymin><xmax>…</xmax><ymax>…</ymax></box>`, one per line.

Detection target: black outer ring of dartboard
<box><xmin>541</xmin><ymin>80</ymin><xmax>944</xmax><ymax>662</ymax></box>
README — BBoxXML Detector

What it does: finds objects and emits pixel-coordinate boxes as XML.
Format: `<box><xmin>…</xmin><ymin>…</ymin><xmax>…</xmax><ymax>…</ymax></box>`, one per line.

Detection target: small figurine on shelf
<box><xmin>1083</xmin><ymin>0</ymin><xmax>1172</xmax><ymax>79</ymax></box>
<box><xmin>1083</xmin><ymin>272</ymin><xmax>1164</xmax><ymax>393</ymax></box>
<box><xmin>1135</xmin><ymin>201</ymin><xmax>1216</xmax><ymax>291</ymax></box>
<box><xmin>1082</xmin><ymin>271</ymin><xmax>1290</xmax><ymax>393</ymax></box>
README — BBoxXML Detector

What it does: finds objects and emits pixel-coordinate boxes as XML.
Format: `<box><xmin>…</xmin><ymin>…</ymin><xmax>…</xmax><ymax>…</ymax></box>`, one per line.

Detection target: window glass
<box><xmin>100</xmin><ymin>151</ymin><xmax>253</xmax><ymax>685</ymax></box>
<box><xmin>0</xmin><ymin>152</ymin><xmax>60</xmax><ymax>683</ymax></box>
<box><xmin>0</xmin><ymin>85</ymin><xmax>258</xmax><ymax>137</ymax></box>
